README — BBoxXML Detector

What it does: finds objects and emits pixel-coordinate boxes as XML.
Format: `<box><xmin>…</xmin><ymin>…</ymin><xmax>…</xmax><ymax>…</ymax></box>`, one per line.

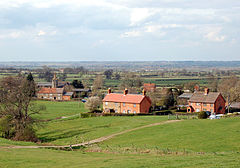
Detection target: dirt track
<box><xmin>0</xmin><ymin>120</ymin><xmax>181</xmax><ymax>149</ymax></box>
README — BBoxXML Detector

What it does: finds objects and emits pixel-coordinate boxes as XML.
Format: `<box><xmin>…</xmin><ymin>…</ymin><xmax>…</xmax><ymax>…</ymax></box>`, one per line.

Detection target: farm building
<box><xmin>37</xmin><ymin>73</ymin><xmax>73</xmax><ymax>101</ymax></box>
<box><xmin>37</xmin><ymin>73</ymin><xmax>70</xmax><ymax>89</ymax></box>
<box><xmin>143</xmin><ymin>83</ymin><xmax>156</xmax><ymax>92</ymax></box>
<box><xmin>187</xmin><ymin>88</ymin><xmax>226</xmax><ymax>114</ymax></box>
<box><xmin>102</xmin><ymin>88</ymin><xmax>151</xmax><ymax>114</ymax></box>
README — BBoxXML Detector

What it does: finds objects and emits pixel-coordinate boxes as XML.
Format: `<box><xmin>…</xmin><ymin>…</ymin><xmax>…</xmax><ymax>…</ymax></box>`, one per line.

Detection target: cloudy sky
<box><xmin>0</xmin><ymin>0</ymin><xmax>239</xmax><ymax>61</ymax></box>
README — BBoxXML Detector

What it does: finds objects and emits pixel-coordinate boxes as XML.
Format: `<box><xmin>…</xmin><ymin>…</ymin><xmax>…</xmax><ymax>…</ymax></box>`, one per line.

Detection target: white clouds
<box><xmin>0</xmin><ymin>0</ymin><xmax>239</xmax><ymax>61</ymax></box>
<box><xmin>130</xmin><ymin>8</ymin><xmax>154</xmax><ymax>26</ymax></box>
<box><xmin>120</xmin><ymin>30</ymin><xmax>141</xmax><ymax>38</ymax></box>
<box><xmin>204</xmin><ymin>29</ymin><xmax>226</xmax><ymax>42</ymax></box>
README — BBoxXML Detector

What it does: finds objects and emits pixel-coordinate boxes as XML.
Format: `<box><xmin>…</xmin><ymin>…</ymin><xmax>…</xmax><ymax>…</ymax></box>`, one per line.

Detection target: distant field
<box><xmin>33</xmin><ymin>101</ymin><xmax>87</xmax><ymax>120</ymax></box>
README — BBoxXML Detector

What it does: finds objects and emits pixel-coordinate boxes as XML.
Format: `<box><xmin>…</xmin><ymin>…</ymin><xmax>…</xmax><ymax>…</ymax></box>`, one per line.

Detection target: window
<box><xmin>127</xmin><ymin>110</ymin><xmax>131</xmax><ymax>114</ymax></box>
<box><xmin>196</xmin><ymin>103</ymin><xmax>200</xmax><ymax>106</ymax></box>
<box><xmin>133</xmin><ymin>111</ymin><xmax>136</xmax><ymax>114</ymax></box>
<box><xmin>203</xmin><ymin>103</ymin><xmax>207</xmax><ymax>106</ymax></box>
<box><xmin>133</xmin><ymin>104</ymin><xmax>136</xmax><ymax>107</ymax></box>
<box><xmin>105</xmin><ymin>102</ymin><xmax>108</xmax><ymax>106</ymax></box>
<box><xmin>196</xmin><ymin>108</ymin><xmax>200</xmax><ymax>112</ymax></box>
<box><xmin>210</xmin><ymin>104</ymin><xmax>213</xmax><ymax>107</ymax></box>
<box><xmin>123</xmin><ymin>103</ymin><xmax>125</xmax><ymax>106</ymax></box>
<box><xmin>211</xmin><ymin>109</ymin><xmax>213</xmax><ymax>113</ymax></box>
<box><xmin>115</xmin><ymin>103</ymin><xmax>118</xmax><ymax>106</ymax></box>
<box><xmin>203</xmin><ymin>108</ymin><xmax>207</xmax><ymax>111</ymax></box>
<box><xmin>123</xmin><ymin>110</ymin><xmax>126</xmax><ymax>113</ymax></box>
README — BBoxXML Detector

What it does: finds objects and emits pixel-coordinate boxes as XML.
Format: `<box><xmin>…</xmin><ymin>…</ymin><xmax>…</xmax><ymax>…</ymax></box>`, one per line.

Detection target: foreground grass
<box><xmin>99</xmin><ymin>117</ymin><xmax>240</xmax><ymax>153</ymax></box>
<box><xmin>33</xmin><ymin>101</ymin><xmax>88</xmax><ymax>120</ymax></box>
<box><xmin>0</xmin><ymin>148</ymin><xmax>239</xmax><ymax>168</ymax></box>
<box><xmin>36</xmin><ymin>116</ymin><xmax>168</xmax><ymax>145</ymax></box>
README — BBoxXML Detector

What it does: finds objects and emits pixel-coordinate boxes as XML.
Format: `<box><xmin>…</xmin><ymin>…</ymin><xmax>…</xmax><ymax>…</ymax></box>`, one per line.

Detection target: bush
<box><xmin>80</xmin><ymin>113</ymin><xmax>91</xmax><ymax>118</ymax></box>
<box><xmin>198</xmin><ymin>111</ymin><xmax>208</xmax><ymax>119</ymax></box>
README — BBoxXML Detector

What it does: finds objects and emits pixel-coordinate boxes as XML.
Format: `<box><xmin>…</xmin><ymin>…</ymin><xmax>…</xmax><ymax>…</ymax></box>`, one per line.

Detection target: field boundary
<box><xmin>0</xmin><ymin>120</ymin><xmax>181</xmax><ymax>149</ymax></box>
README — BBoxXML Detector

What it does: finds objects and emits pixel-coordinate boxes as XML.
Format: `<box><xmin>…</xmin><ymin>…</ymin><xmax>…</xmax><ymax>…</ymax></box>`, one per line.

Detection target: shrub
<box><xmin>198</xmin><ymin>111</ymin><xmax>208</xmax><ymax>119</ymax></box>
<box><xmin>80</xmin><ymin>113</ymin><xmax>91</xmax><ymax>118</ymax></box>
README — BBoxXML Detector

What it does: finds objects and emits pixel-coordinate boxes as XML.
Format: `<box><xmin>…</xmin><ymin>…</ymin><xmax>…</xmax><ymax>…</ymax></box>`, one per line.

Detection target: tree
<box><xmin>104</xmin><ymin>69</ymin><xmax>113</xmax><ymax>79</ymax></box>
<box><xmin>39</xmin><ymin>69</ymin><xmax>53</xmax><ymax>82</ymax></box>
<box><xmin>85</xmin><ymin>96</ymin><xmax>101</xmax><ymax>112</ymax></box>
<box><xmin>27</xmin><ymin>72</ymin><xmax>34</xmax><ymax>81</ymax></box>
<box><xmin>114</xmin><ymin>73</ymin><xmax>121</xmax><ymax>80</ymax></box>
<box><xmin>0</xmin><ymin>76</ymin><xmax>41</xmax><ymax>142</ymax></box>
<box><xmin>92</xmin><ymin>75</ymin><xmax>104</xmax><ymax>97</ymax></box>
<box><xmin>72</xmin><ymin>80</ymin><xmax>84</xmax><ymax>88</ymax></box>
<box><xmin>120</xmin><ymin>73</ymin><xmax>143</xmax><ymax>92</ymax></box>
<box><xmin>184</xmin><ymin>82</ymin><xmax>198</xmax><ymax>92</ymax></box>
<box><xmin>59</xmin><ymin>73</ymin><xmax>67</xmax><ymax>81</ymax></box>
<box><xmin>218</xmin><ymin>76</ymin><xmax>240</xmax><ymax>111</ymax></box>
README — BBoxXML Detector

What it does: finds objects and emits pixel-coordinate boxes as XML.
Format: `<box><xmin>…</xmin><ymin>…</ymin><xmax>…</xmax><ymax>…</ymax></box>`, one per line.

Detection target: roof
<box><xmin>179</xmin><ymin>93</ymin><xmax>193</xmax><ymax>99</ymax></box>
<box><xmin>64</xmin><ymin>92</ymin><xmax>74</xmax><ymax>96</ymax></box>
<box><xmin>38</xmin><ymin>88</ymin><xmax>64</xmax><ymax>94</ymax></box>
<box><xmin>102</xmin><ymin>93</ymin><xmax>151</xmax><ymax>104</ymax></box>
<box><xmin>230</xmin><ymin>102</ymin><xmax>240</xmax><ymax>109</ymax></box>
<box><xmin>189</xmin><ymin>92</ymin><xmax>222</xmax><ymax>103</ymax></box>
<box><xmin>37</xmin><ymin>82</ymin><xmax>52</xmax><ymax>87</ymax></box>
<box><xmin>72</xmin><ymin>89</ymin><xmax>91</xmax><ymax>92</ymax></box>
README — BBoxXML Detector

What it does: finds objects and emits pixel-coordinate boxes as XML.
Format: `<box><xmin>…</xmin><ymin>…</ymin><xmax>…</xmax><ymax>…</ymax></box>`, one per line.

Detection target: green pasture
<box><xmin>99</xmin><ymin>117</ymin><xmax>240</xmax><ymax>153</ymax></box>
<box><xmin>0</xmin><ymin>148</ymin><xmax>239</xmax><ymax>168</ymax></box>
<box><xmin>36</xmin><ymin>116</ymin><xmax>168</xmax><ymax>145</ymax></box>
<box><xmin>33</xmin><ymin>101</ymin><xmax>87</xmax><ymax>120</ymax></box>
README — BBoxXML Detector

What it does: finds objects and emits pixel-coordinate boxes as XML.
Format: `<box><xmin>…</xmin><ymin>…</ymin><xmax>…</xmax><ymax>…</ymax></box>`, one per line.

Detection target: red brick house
<box><xmin>143</xmin><ymin>83</ymin><xmax>156</xmax><ymax>92</ymax></box>
<box><xmin>102</xmin><ymin>88</ymin><xmax>152</xmax><ymax>114</ymax></box>
<box><xmin>37</xmin><ymin>88</ymin><xmax>73</xmax><ymax>101</ymax></box>
<box><xmin>187</xmin><ymin>88</ymin><xmax>226</xmax><ymax>114</ymax></box>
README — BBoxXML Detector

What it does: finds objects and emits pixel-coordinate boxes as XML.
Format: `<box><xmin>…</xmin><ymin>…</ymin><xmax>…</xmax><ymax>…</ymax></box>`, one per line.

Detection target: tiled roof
<box><xmin>189</xmin><ymin>92</ymin><xmax>221</xmax><ymax>103</ymax></box>
<box><xmin>64</xmin><ymin>92</ymin><xmax>74</xmax><ymax>96</ymax></box>
<box><xmin>102</xmin><ymin>93</ymin><xmax>150</xmax><ymax>104</ymax></box>
<box><xmin>38</xmin><ymin>88</ymin><xmax>64</xmax><ymax>94</ymax></box>
<box><xmin>179</xmin><ymin>93</ymin><xmax>193</xmax><ymax>99</ymax></box>
<box><xmin>230</xmin><ymin>102</ymin><xmax>240</xmax><ymax>109</ymax></box>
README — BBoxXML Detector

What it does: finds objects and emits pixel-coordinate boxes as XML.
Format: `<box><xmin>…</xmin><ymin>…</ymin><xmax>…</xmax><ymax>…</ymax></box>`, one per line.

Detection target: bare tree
<box><xmin>0</xmin><ymin>76</ymin><xmax>40</xmax><ymax>141</ymax></box>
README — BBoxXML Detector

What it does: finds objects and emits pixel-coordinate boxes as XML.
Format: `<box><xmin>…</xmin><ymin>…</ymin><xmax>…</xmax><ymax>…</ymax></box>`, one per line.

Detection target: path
<box><xmin>0</xmin><ymin>120</ymin><xmax>181</xmax><ymax>149</ymax></box>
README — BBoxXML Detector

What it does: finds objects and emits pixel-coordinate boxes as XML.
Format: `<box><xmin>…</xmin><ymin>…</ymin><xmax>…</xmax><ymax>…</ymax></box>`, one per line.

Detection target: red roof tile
<box><xmin>102</xmin><ymin>93</ymin><xmax>150</xmax><ymax>104</ymax></box>
<box><xmin>38</xmin><ymin>88</ymin><xmax>64</xmax><ymax>94</ymax></box>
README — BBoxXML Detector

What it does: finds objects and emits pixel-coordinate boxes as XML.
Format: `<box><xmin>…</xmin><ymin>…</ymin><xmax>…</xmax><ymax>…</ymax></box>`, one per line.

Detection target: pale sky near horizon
<box><xmin>0</xmin><ymin>0</ymin><xmax>239</xmax><ymax>61</ymax></box>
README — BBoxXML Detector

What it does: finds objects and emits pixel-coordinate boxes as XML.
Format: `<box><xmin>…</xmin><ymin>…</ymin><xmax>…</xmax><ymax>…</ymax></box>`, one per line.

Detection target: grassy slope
<box><xmin>33</xmin><ymin>101</ymin><xmax>88</xmax><ymax>120</ymax></box>
<box><xmin>0</xmin><ymin>148</ymin><xmax>239</xmax><ymax>168</ymax></box>
<box><xmin>36</xmin><ymin>116</ymin><xmax>168</xmax><ymax>145</ymax></box>
<box><xmin>100</xmin><ymin>118</ymin><xmax>240</xmax><ymax>153</ymax></box>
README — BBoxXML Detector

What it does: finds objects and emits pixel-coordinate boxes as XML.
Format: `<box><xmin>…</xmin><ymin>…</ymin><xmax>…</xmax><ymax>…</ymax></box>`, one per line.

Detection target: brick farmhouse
<box><xmin>37</xmin><ymin>73</ymin><xmax>73</xmax><ymax>101</ymax></box>
<box><xmin>102</xmin><ymin>88</ymin><xmax>152</xmax><ymax>114</ymax></box>
<box><xmin>187</xmin><ymin>88</ymin><xmax>226</xmax><ymax>114</ymax></box>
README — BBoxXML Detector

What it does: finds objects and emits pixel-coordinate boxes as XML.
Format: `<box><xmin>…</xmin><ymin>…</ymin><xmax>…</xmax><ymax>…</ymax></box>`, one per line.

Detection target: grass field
<box><xmin>33</xmin><ymin>101</ymin><xmax>88</xmax><ymax>120</ymax></box>
<box><xmin>36</xmin><ymin>116</ymin><xmax>168</xmax><ymax>145</ymax></box>
<box><xmin>99</xmin><ymin>117</ymin><xmax>240</xmax><ymax>153</ymax></box>
<box><xmin>1</xmin><ymin>100</ymin><xmax>240</xmax><ymax>167</ymax></box>
<box><xmin>0</xmin><ymin>148</ymin><xmax>239</xmax><ymax>168</ymax></box>
<box><xmin>0</xmin><ymin>117</ymin><xmax>240</xmax><ymax>167</ymax></box>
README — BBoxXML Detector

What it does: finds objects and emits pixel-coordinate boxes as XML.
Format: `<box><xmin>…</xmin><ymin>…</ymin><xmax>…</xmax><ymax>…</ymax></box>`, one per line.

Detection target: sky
<box><xmin>0</xmin><ymin>0</ymin><xmax>239</xmax><ymax>61</ymax></box>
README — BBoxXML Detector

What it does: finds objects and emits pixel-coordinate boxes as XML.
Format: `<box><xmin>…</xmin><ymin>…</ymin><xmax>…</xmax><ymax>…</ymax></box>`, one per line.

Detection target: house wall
<box><xmin>63</xmin><ymin>95</ymin><xmax>71</xmax><ymax>101</ymax></box>
<box><xmin>215</xmin><ymin>94</ymin><xmax>226</xmax><ymax>114</ymax></box>
<box><xmin>187</xmin><ymin>95</ymin><xmax>225</xmax><ymax>114</ymax></box>
<box><xmin>37</xmin><ymin>93</ymin><xmax>63</xmax><ymax>101</ymax></box>
<box><xmin>121</xmin><ymin>103</ymin><xmax>140</xmax><ymax>114</ymax></box>
<box><xmin>103</xmin><ymin>101</ymin><xmax>121</xmax><ymax>113</ymax></box>
<box><xmin>140</xmin><ymin>98</ymin><xmax>151</xmax><ymax>113</ymax></box>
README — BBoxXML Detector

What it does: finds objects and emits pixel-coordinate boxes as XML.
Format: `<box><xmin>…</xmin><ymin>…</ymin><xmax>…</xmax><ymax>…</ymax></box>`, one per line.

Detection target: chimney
<box><xmin>142</xmin><ymin>89</ymin><xmax>146</xmax><ymax>96</ymax></box>
<box><xmin>108</xmin><ymin>88</ymin><xmax>111</xmax><ymax>94</ymax></box>
<box><xmin>124</xmin><ymin>88</ymin><xmax>128</xmax><ymax>95</ymax></box>
<box><xmin>204</xmin><ymin>88</ymin><xmax>209</xmax><ymax>95</ymax></box>
<box><xmin>194</xmin><ymin>85</ymin><xmax>200</xmax><ymax>92</ymax></box>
